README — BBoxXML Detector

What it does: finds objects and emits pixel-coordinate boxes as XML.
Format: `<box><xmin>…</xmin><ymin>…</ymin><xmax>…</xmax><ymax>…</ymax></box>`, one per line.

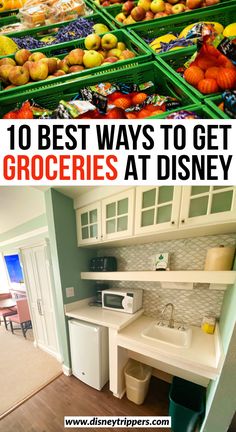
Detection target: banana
<box><xmin>149</xmin><ymin>34</ymin><xmax>177</xmax><ymax>52</ymax></box>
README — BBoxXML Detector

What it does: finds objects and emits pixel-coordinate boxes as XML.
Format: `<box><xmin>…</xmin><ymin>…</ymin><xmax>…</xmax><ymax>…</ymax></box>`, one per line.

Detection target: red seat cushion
<box><xmin>0</xmin><ymin>308</ymin><xmax>14</xmax><ymax>316</ymax></box>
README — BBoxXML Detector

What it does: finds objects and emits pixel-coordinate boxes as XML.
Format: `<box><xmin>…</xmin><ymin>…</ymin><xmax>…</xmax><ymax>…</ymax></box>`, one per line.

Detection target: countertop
<box><xmin>117</xmin><ymin>316</ymin><xmax>223</xmax><ymax>379</ymax></box>
<box><xmin>66</xmin><ymin>305</ymin><xmax>144</xmax><ymax>331</ymax></box>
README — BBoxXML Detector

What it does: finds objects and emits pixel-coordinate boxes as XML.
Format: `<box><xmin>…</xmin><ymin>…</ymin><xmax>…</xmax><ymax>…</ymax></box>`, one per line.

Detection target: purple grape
<box><xmin>12</xmin><ymin>18</ymin><xmax>96</xmax><ymax>50</ymax></box>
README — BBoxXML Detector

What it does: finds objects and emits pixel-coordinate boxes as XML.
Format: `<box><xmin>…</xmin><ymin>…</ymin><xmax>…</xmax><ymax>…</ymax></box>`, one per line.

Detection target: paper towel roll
<box><xmin>204</xmin><ymin>246</ymin><xmax>235</xmax><ymax>271</ymax></box>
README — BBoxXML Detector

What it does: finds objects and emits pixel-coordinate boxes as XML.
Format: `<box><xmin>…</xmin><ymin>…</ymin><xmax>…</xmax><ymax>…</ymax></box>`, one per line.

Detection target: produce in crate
<box><xmin>182</xmin><ymin>29</ymin><xmax>236</xmax><ymax>94</ymax></box>
<box><xmin>0</xmin><ymin>0</ymin><xmax>24</xmax><ymax>12</ymax></box>
<box><xmin>115</xmin><ymin>0</ymin><xmax>220</xmax><ymax>25</ymax></box>
<box><xmin>17</xmin><ymin>0</ymin><xmax>92</xmax><ymax>28</ymax></box>
<box><xmin>1</xmin><ymin>80</ymin><xmax>198</xmax><ymax>119</ymax></box>
<box><xmin>91</xmin><ymin>0</ymin><xmax>124</xmax><ymax>8</ymax></box>
<box><xmin>0</xmin><ymin>34</ymin><xmax>137</xmax><ymax>90</ymax></box>
<box><xmin>0</xmin><ymin>35</ymin><xmax>19</xmax><ymax>55</ymax></box>
<box><xmin>148</xmin><ymin>21</ymin><xmax>228</xmax><ymax>53</ymax></box>
<box><xmin>3</xmin><ymin>19</ymin><xmax>109</xmax><ymax>50</ymax></box>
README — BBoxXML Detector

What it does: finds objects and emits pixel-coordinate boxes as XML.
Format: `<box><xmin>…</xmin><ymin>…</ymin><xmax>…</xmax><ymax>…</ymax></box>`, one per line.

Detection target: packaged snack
<box><xmin>222</xmin><ymin>90</ymin><xmax>236</xmax><ymax>118</ymax></box>
<box><xmin>18</xmin><ymin>0</ymin><xmax>50</xmax><ymax>27</ymax></box>
<box><xmin>49</xmin><ymin>0</ymin><xmax>86</xmax><ymax>23</ymax></box>
<box><xmin>166</xmin><ymin>110</ymin><xmax>200</xmax><ymax>119</ymax></box>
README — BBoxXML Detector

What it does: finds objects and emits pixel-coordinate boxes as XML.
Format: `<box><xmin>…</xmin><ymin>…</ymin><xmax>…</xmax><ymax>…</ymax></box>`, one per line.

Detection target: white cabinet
<box><xmin>76</xmin><ymin>186</ymin><xmax>236</xmax><ymax>247</ymax></box>
<box><xmin>102</xmin><ymin>189</ymin><xmax>134</xmax><ymax>241</ymax></box>
<box><xmin>20</xmin><ymin>243</ymin><xmax>59</xmax><ymax>359</ymax></box>
<box><xmin>76</xmin><ymin>202</ymin><xmax>101</xmax><ymax>245</ymax></box>
<box><xmin>180</xmin><ymin>186</ymin><xmax>236</xmax><ymax>228</ymax></box>
<box><xmin>135</xmin><ymin>186</ymin><xmax>182</xmax><ymax>235</ymax></box>
<box><xmin>76</xmin><ymin>189</ymin><xmax>135</xmax><ymax>245</ymax></box>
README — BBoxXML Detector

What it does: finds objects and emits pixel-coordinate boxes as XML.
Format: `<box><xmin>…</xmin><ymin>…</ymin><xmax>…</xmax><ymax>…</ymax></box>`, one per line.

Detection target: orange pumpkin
<box><xmin>217</xmin><ymin>67</ymin><xmax>236</xmax><ymax>90</ymax></box>
<box><xmin>132</xmin><ymin>93</ymin><xmax>147</xmax><ymax>105</ymax></box>
<box><xmin>197</xmin><ymin>78</ymin><xmax>219</xmax><ymax>94</ymax></box>
<box><xmin>197</xmin><ymin>56</ymin><xmax>217</xmax><ymax>71</ymax></box>
<box><xmin>184</xmin><ymin>66</ymin><xmax>204</xmax><ymax>87</ymax></box>
<box><xmin>205</xmin><ymin>67</ymin><xmax>220</xmax><ymax>80</ymax></box>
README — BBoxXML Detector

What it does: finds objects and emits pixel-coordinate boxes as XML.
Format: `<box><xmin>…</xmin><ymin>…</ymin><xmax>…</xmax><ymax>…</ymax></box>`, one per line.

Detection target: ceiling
<box><xmin>0</xmin><ymin>187</ymin><xmax>46</xmax><ymax>235</ymax></box>
<box><xmin>34</xmin><ymin>186</ymin><xmax>96</xmax><ymax>199</ymax></box>
<box><xmin>0</xmin><ymin>186</ymin><xmax>97</xmax><ymax>236</ymax></box>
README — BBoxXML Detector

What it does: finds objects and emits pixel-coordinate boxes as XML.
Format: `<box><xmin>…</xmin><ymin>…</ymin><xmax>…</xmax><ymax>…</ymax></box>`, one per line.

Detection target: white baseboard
<box><xmin>62</xmin><ymin>364</ymin><xmax>72</xmax><ymax>376</ymax></box>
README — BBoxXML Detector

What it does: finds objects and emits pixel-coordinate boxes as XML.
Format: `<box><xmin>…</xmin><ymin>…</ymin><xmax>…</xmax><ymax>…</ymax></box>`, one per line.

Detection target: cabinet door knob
<box><xmin>171</xmin><ymin>221</ymin><xmax>175</xmax><ymax>225</ymax></box>
<box><xmin>181</xmin><ymin>219</ymin><xmax>185</xmax><ymax>223</ymax></box>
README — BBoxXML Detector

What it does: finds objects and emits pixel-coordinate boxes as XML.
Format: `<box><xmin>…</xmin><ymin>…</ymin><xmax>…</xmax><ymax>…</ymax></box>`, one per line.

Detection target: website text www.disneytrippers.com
<box><xmin>64</xmin><ymin>416</ymin><xmax>171</xmax><ymax>428</ymax></box>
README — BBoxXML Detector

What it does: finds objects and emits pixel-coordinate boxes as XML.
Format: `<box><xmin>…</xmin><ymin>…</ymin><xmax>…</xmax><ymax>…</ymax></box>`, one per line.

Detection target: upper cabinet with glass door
<box><xmin>179</xmin><ymin>186</ymin><xmax>236</xmax><ymax>228</ymax></box>
<box><xmin>102</xmin><ymin>189</ymin><xmax>135</xmax><ymax>241</ymax></box>
<box><xmin>135</xmin><ymin>186</ymin><xmax>182</xmax><ymax>235</ymax></box>
<box><xmin>76</xmin><ymin>202</ymin><xmax>101</xmax><ymax>245</ymax></box>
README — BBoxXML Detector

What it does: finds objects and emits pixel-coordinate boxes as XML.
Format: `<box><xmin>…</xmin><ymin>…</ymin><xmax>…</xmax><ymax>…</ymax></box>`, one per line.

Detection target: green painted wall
<box><xmin>0</xmin><ymin>214</ymin><xmax>47</xmax><ymax>251</ymax></box>
<box><xmin>201</xmin><ymin>281</ymin><xmax>236</xmax><ymax>432</ymax></box>
<box><xmin>45</xmin><ymin>188</ymin><xmax>95</xmax><ymax>368</ymax></box>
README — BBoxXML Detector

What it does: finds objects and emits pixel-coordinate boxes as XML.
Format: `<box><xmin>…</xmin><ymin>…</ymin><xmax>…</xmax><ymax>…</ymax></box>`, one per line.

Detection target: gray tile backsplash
<box><xmin>98</xmin><ymin>233</ymin><xmax>236</xmax><ymax>326</ymax></box>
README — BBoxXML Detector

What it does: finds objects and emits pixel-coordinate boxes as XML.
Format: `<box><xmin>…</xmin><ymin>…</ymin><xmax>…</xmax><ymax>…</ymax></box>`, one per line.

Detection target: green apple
<box><xmin>84</xmin><ymin>34</ymin><xmax>101</xmax><ymax>51</ymax></box>
<box><xmin>101</xmin><ymin>33</ymin><xmax>118</xmax><ymax>50</ymax></box>
<box><xmin>150</xmin><ymin>0</ymin><xmax>165</xmax><ymax>12</ymax></box>
<box><xmin>92</xmin><ymin>23</ymin><xmax>109</xmax><ymax>34</ymax></box>
<box><xmin>83</xmin><ymin>50</ymin><xmax>103</xmax><ymax>68</ymax></box>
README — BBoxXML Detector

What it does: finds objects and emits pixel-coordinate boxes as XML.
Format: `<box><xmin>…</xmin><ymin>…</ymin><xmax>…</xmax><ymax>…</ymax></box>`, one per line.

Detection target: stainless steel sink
<box><xmin>141</xmin><ymin>323</ymin><xmax>192</xmax><ymax>348</ymax></box>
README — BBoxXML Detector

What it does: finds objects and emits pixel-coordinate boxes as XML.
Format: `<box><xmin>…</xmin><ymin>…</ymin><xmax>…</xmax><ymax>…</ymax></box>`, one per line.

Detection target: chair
<box><xmin>8</xmin><ymin>298</ymin><xmax>32</xmax><ymax>338</ymax></box>
<box><xmin>0</xmin><ymin>293</ymin><xmax>17</xmax><ymax>328</ymax></box>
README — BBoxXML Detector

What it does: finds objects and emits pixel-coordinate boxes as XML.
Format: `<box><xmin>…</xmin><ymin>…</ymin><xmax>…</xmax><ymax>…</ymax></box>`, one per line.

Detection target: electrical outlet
<box><xmin>66</xmin><ymin>287</ymin><xmax>74</xmax><ymax>298</ymax></box>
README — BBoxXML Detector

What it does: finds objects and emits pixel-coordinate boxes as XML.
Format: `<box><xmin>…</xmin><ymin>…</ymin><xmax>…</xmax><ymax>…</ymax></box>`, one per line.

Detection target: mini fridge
<box><xmin>69</xmin><ymin>319</ymin><xmax>109</xmax><ymax>390</ymax></box>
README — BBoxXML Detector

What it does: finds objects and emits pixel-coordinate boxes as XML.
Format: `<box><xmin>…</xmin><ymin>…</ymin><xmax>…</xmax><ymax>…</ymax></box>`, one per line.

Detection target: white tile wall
<box><xmin>98</xmin><ymin>233</ymin><xmax>236</xmax><ymax>326</ymax></box>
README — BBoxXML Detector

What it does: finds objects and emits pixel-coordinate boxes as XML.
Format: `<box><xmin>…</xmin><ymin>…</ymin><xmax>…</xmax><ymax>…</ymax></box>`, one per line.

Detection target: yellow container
<box><xmin>201</xmin><ymin>316</ymin><xmax>216</xmax><ymax>334</ymax></box>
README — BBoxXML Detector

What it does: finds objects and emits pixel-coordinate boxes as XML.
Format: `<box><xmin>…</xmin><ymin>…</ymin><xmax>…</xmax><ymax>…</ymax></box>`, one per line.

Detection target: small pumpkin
<box><xmin>205</xmin><ymin>67</ymin><xmax>220</xmax><ymax>80</ymax></box>
<box><xmin>197</xmin><ymin>78</ymin><xmax>219</xmax><ymax>94</ymax></box>
<box><xmin>217</xmin><ymin>67</ymin><xmax>236</xmax><ymax>90</ymax></box>
<box><xmin>184</xmin><ymin>66</ymin><xmax>204</xmax><ymax>87</ymax></box>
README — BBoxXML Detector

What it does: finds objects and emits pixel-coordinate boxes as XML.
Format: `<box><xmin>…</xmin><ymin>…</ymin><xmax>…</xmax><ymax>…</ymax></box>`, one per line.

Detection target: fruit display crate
<box><xmin>129</xmin><ymin>3</ymin><xmax>236</xmax><ymax>57</ymax></box>
<box><xmin>151</xmin><ymin>103</ymin><xmax>219</xmax><ymax>118</ymax></box>
<box><xmin>2</xmin><ymin>11</ymin><xmax>115</xmax><ymax>40</ymax></box>
<box><xmin>205</xmin><ymin>95</ymin><xmax>232</xmax><ymax>118</ymax></box>
<box><xmin>0</xmin><ymin>29</ymin><xmax>152</xmax><ymax>96</ymax></box>
<box><xmin>0</xmin><ymin>12</ymin><xmax>18</xmax><ymax>27</ymax></box>
<box><xmin>0</xmin><ymin>0</ymin><xmax>97</xmax><ymax>32</ymax></box>
<box><xmin>0</xmin><ymin>61</ymin><xmax>200</xmax><ymax>117</ymax></box>
<box><xmin>156</xmin><ymin>46</ymin><xmax>225</xmax><ymax>101</ymax></box>
<box><xmin>0</xmin><ymin>8</ymin><xmax>19</xmax><ymax>17</ymax></box>
<box><xmin>101</xmin><ymin>0</ymin><xmax>236</xmax><ymax>29</ymax></box>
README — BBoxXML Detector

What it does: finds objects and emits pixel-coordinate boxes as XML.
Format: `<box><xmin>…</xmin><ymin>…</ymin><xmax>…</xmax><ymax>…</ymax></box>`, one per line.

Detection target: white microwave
<box><xmin>102</xmin><ymin>289</ymin><xmax>143</xmax><ymax>314</ymax></box>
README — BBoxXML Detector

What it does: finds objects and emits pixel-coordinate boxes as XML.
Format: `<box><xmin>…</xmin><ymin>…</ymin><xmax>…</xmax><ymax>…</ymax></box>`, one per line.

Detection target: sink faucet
<box><xmin>160</xmin><ymin>303</ymin><xmax>175</xmax><ymax>328</ymax></box>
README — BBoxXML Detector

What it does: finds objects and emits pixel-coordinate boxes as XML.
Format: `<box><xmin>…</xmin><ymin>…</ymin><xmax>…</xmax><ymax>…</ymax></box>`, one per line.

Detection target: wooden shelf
<box><xmin>81</xmin><ymin>271</ymin><xmax>236</xmax><ymax>285</ymax></box>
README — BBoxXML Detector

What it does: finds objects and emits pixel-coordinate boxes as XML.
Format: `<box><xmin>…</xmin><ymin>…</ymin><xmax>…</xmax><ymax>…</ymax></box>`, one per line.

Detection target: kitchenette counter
<box><xmin>116</xmin><ymin>316</ymin><xmax>223</xmax><ymax>380</ymax></box>
<box><xmin>66</xmin><ymin>305</ymin><xmax>144</xmax><ymax>331</ymax></box>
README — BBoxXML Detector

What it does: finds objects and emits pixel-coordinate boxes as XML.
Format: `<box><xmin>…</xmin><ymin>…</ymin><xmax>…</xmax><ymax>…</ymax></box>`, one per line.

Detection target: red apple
<box><xmin>68</xmin><ymin>65</ymin><xmax>85</xmax><ymax>73</ymax></box>
<box><xmin>28</xmin><ymin>52</ymin><xmax>46</xmax><ymax>62</ymax></box>
<box><xmin>103</xmin><ymin>56</ymin><xmax>119</xmax><ymax>63</ymax></box>
<box><xmin>0</xmin><ymin>58</ymin><xmax>16</xmax><ymax>67</ymax></box>
<box><xmin>28</xmin><ymin>60</ymin><xmax>48</xmax><ymax>81</ymax></box>
<box><xmin>66</xmin><ymin>48</ymin><xmax>85</xmax><ymax>65</ymax></box>
<box><xmin>15</xmin><ymin>49</ymin><xmax>31</xmax><ymax>65</ymax></box>
<box><xmin>131</xmin><ymin>6</ymin><xmax>146</xmax><ymax>20</ymax></box>
<box><xmin>8</xmin><ymin>66</ymin><xmax>29</xmax><ymax>86</ymax></box>
<box><xmin>122</xmin><ymin>0</ymin><xmax>135</xmax><ymax>13</ymax></box>
<box><xmin>0</xmin><ymin>64</ymin><xmax>15</xmax><ymax>83</ymax></box>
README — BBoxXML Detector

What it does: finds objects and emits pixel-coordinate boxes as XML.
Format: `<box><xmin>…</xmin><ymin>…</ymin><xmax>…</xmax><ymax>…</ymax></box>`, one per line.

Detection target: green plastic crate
<box><xmin>0</xmin><ymin>8</ymin><xmax>19</xmax><ymax>17</ymax></box>
<box><xmin>150</xmin><ymin>103</ymin><xmax>219</xmax><ymax>118</ymax></box>
<box><xmin>103</xmin><ymin>0</ymin><xmax>236</xmax><ymax>29</ymax></box>
<box><xmin>0</xmin><ymin>61</ymin><xmax>199</xmax><ymax>117</ymax></box>
<box><xmin>0</xmin><ymin>13</ymin><xmax>18</xmax><ymax>27</ymax></box>
<box><xmin>0</xmin><ymin>29</ymin><xmax>152</xmax><ymax>97</ymax></box>
<box><xmin>156</xmin><ymin>46</ymin><xmax>224</xmax><ymax>101</ymax></box>
<box><xmin>0</xmin><ymin>0</ymin><xmax>97</xmax><ymax>33</ymax></box>
<box><xmin>206</xmin><ymin>95</ymin><xmax>233</xmax><ymax>118</ymax></box>
<box><xmin>130</xmin><ymin>3</ymin><xmax>236</xmax><ymax>57</ymax></box>
<box><xmin>1</xmin><ymin>11</ymin><xmax>115</xmax><ymax>39</ymax></box>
